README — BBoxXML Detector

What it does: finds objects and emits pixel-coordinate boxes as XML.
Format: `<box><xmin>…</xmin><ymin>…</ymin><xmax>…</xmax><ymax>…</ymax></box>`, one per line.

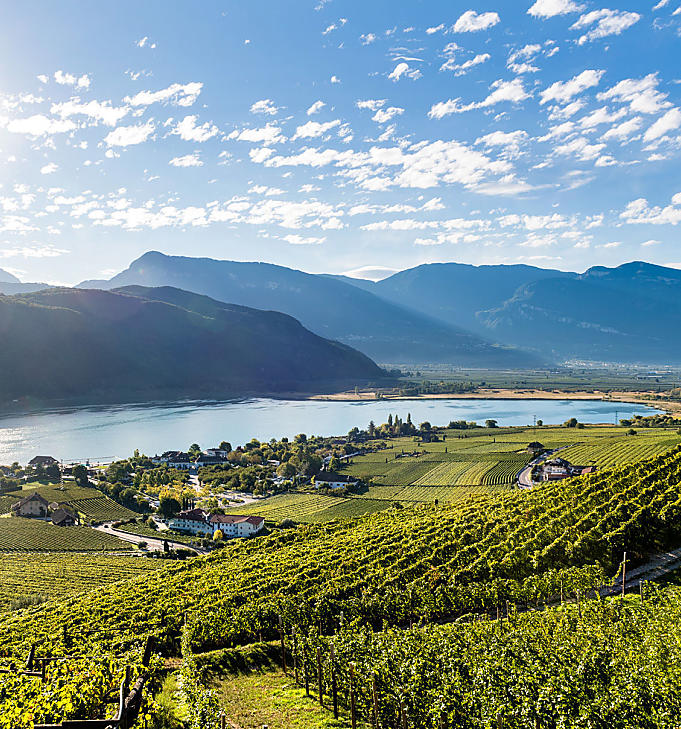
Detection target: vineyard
<box><xmin>4</xmin><ymin>441</ymin><xmax>681</xmax><ymax>724</ymax></box>
<box><xmin>0</xmin><ymin>517</ymin><xmax>132</xmax><ymax>552</ymax></box>
<box><xmin>0</xmin><ymin>553</ymin><xmax>160</xmax><ymax>612</ymax></box>
<box><xmin>0</xmin><ymin>482</ymin><xmax>138</xmax><ymax>522</ymax></box>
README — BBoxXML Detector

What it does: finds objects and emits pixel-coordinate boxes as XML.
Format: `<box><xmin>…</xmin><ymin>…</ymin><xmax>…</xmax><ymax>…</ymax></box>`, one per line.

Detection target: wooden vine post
<box><xmin>304</xmin><ymin>650</ymin><xmax>310</xmax><ymax>697</ymax></box>
<box><xmin>372</xmin><ymin>674</ymin><xmax>379</xmax><ymax>729</ymax></box>
<box><xmin>316</xmin><ymin>646</ymin><xmax>323</xmax><ymax>706</ymax></box>
<box><xmin>621</xmin><ymin>551</ymin><xmax>627</xmax><ymax>600</ymax></box>
<box><xmin>399</xmin><ymin>697</ymin><xmax>408</xmax><ymax>729</ymax></box>
<box><xmin>330</xmin><ymin>644</ymin><xmax>338</xmax><ymax>719</ymax></box>
<box><xmin>278</xmin><ymin>616</ymin><xmax>287</xmax><ymax>674</ymax></box>
<box><xmin>349</xmin><ymin>663</ymin><xmax>357</xmax><ymax>729</ymax></box>
<box><xmin>292</xmin><ymin>628</ymin><xmax>299</xmax><ymax>685</ymax></box>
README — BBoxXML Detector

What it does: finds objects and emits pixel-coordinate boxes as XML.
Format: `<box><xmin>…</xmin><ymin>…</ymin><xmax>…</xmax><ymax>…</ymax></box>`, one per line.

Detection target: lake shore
<box><xmin>301</xmin><ymin>387</ymin><xmax>680</xmax><ymax>414</ymax></box>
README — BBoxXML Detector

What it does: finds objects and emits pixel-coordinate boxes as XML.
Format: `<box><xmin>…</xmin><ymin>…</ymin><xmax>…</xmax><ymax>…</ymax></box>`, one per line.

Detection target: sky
<box><xmin>0</xmin><ymin>0</ymin><xmax>680</xmax><ymax>285</ymax></box>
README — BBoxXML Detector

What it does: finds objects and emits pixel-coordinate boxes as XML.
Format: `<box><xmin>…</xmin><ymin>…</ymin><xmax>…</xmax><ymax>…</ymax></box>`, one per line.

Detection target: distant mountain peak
<box><xmin>0</xmin><ymin>268</ymin><xmax>20</xmax><ymax>284</ymax></box>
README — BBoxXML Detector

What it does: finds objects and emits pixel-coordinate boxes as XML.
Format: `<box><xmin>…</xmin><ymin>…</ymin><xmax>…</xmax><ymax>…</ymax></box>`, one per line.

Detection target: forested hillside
<box><xmin>0</xmin><ymin>285</ymin><xmax>383</xmax><ymax>404</ymax></box>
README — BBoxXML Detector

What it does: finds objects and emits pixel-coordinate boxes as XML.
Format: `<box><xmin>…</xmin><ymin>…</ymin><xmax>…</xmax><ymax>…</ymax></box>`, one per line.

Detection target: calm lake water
<box><xmin>0</xmin><ymin>397</ymin><xmax>663</xmax><ymax>465</ymax></box>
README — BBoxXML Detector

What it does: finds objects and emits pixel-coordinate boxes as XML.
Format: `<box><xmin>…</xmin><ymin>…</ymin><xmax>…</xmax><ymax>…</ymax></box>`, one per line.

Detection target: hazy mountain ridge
<box><xmin>80</xmin><ymin>251</ymin><xmax>543</xmax><ymax>367</ymax></box>
<box><xmin>0</xmin><ymin>286</ymin><xmax>385</xmax><ymax>405</ymax></box>
<box><xmin>0</xmin><ymin>268</ymin><xmax>20</xmax><ymax>284</ymax></box>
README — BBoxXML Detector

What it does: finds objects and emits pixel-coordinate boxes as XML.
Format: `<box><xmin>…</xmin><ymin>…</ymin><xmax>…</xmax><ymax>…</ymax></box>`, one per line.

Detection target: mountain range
<box><xmin>76</xmin><ymin>251</ymin><xmax>681</xmax><ymax>365</ymax></box>
<box><xmin>0</xmin><ymin>267</ymin><xmax>53</xmax><ymax>295</ymax></box>
<box><xmin>0</xmin><ymin>286</ymin><xmax>383</xmax><ymax>405</ymax></box>
<box><xmin>77</xmin><ymin>252</ymin><xmax>542</xmax><ymax>367</ymax></box>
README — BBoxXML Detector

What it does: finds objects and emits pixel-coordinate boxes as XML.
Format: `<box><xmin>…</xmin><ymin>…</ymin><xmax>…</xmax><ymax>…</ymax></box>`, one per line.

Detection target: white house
<box><xmin>209</xmin><ymin>514</ymin><xmax>265</xmax><ymax>538</ymax></box>
<box><xmin>169</xmin><ymin>508</ymin><xmax>264</xmax><ymax>538</ymax></box>
<box><xmin>314</xmin><ymin>472</ymin><xmax>358</xmax><ymax>490</ymax></box>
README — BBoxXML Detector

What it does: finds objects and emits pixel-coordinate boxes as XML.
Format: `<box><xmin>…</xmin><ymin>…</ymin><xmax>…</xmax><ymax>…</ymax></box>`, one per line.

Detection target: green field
<box><xmin>344</xmin><ymin>425</ymin><xmax>681</xmax><ymax>494</ymax></box>
<box><xmin>0</xmin><ymin>516</ymin><xmax>132</xmax><ymax>552</ymax></box>
<box><xmin>0</xmin><ymin>553</ymin><xmax>160</xmax><ymax>612</ymax></box>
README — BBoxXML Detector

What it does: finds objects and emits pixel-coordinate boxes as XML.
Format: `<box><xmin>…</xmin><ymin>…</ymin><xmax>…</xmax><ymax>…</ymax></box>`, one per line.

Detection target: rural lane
<box><xmin>94</xmin><ymin>522</ymin><xmax>206</xmax><ymax>554</ymax></box>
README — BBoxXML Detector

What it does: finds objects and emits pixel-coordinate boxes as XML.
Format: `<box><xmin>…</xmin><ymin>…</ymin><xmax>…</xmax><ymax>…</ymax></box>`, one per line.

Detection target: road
<box><xmin>93</xmin><ymin>522</ymin><xmax>206</xmax><ymax>554</ymax></box>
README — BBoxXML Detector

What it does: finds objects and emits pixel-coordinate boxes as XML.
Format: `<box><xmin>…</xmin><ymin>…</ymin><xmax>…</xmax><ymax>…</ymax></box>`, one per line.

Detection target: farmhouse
<box><xmin>539</xmin><ymin>458</ymin><xmax>595</xmax><ymax>481</ymax></box>
<box><xmin>169</xmin><ymin>508</ymin><xmax>265</xmax><ymax>538</ymax></box>
<box><xmin>314</xmin><ymin>472</ymin><xmax>358</xmax><ymax>490</ymax></box>
<box><xmin>28</xmin><ymin>455</ymin><xmax>59</xmax><ymax>469</ymax></box>
<box><xmin>12</xmin><ymin>492</ymin><xmax>49</xmax><ymax>517</ymax></box>
<box><xmin>51</xmin><ymin>507</ymin><xmax>78</xmax><ymax>527</ymax></box>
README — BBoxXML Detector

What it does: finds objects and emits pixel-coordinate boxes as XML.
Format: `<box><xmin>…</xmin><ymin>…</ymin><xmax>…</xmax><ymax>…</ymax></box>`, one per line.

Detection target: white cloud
<box><xmin>40</xmin><ymin>163</ymin><xmax>58</xmax><ymax>174</ymax></box>
<box><xmin>388</xmin><ymin>62</ymin><xmax>422</xmax><ymax>81</ymax></box>
<box><xmin>330</xmin><ymin>75</ymin><xmax>341</xmax><ymax>84</ymax></box>
<box><xmin>4</xmin><ymin>115</ymin><xmax>76</xmax><ymax>136</ymax></box>
<box><xmin>372</xmin><ymin>106</ymin><xmax>404</xmax><ymax>123</ymax></box>
<box><xmin>554</xmin><ymin>136</ymin><xmax>606</xmax><ymax>160</ymax></box>
<box><xmin>36</xmin><ymin>74</ymin><xmax>48</xmax><ymax>84</ymax></box>
<box><xmin>357</xmin><ymin>99</ymin><xmax>386</xmax><ymax>111</ymax></box>
<box><xmin>282</xmin><ymin>234</ymin><xmax>326</xmax><ymax>245</ymax></box>
<box><xmin>169</xmin><ymin>152</ymin><xmax>203</xmax><ymax>167</ymax></box>
<box><xmin>228</xmin><ymin>124</ymin><xmax>286</xmax><ymax>144</ymax></box>
<box><xmin>601</xmin><ymin>116</ymin><xmax>642</xmax><ymax>140</ymax></box>
<box><xmin>125</xmin><ymin>82</ymin><xmax>202</xmax><ymax>107</ymax></box>
<box><xmin>104</xmin><ymin>120</ymin><xmax>155</xmax><ymax>146</ymax></box>
<box><xmin>621</xmin><ymin>196</ymin><xmax>681</xmax><ymax>225</ymax></box>
<box><xmin>653</xmin><ymin>0</ymin><xmax>670</xmax><ymax>9</ymax></box>
<box><xmin>528</xmin><ymin>0</ymin><xmax>584</xmax><ymax>17</ymax></box>
<box><xmin>452</xmin><ymin>10</ymin><xmax>501</xmax><ymax>32</ymax></box>
<box><xmin>571</xmin><ymin>9</ymin><xmax>641</xmax><ymax>44</ymax></box>
<box><xmin>428</xmin><ymin>78</ymin><xmax>529</xmax><ymax>117</ymax></box>
<box><xmin>250</xmin><ymin>99</ymin><xmax>279</xmax><ymax>115</ymax></box>
<box><xmin>307</xmin><ymin>100</ymin><xmax>326</xmax><ymax>115</ymax></box>
<box><xmin>643</xmin><ymin>108</ymin><xmax>681</xmax><ymax>141</ymax></box>
<box><xmin>292</xmin><ymin>119</ymin><xmax>341</xmax><ymax>139</ymax></box>
<box><xmin>475</xmin><ymin>130</ymin><xmax>528</xmax><ymax>157</ymax></box>
<box><xmin>641</xmin><ymin>239</ymin><xmax>661</xmax><ymax>246</ymax></box>
<box><xmin>136</xmin><ymin>36</ymin><xmax>156</xmax><ymax>48</ymax></box>
<box><xmin>51</xmin><ymin>99</ymin><xmax>129</xmax><ymax>126</ymax></box>
<box><xmin>540</xmin><ymin>69</ymin><xmax>604</xmax><ymax>104</ymax></box>
<box><xmin>172</xmin><ymin>115</ymin><xmax>219</xmax><ymax>142</ymax></box>
<box><xmin>447</xmin><ymin>53</ymin><xmax>491</xmax><ymax>76</ymax></box>
<box><xmin>598</xmin><ymin>74</ymin><xmax>670</xmax><ymax>114</ymax></box>
<box><xmin>54</xmin><ymin>70</ymin><xmax>90</xmax><ymax>88</ymax></box>
<box><xmin>360</xmin><ymin>33</ymin><xmax>377</xmax><ymax>44</ymax></box>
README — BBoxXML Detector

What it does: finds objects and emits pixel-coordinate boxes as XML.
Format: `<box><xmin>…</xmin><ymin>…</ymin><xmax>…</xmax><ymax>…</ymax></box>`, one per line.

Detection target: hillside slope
<box><xmin>479</xmin><ymin>261</ymin><xmax>681</xmax><ymax>362</ymax></box>
<box><xmin>0</xmin><ymin>286</ymin><xmax>384</xmax><ymax>403</ymax></box>
<box><xmin>80</xmin><ymin>252</ymin><xmax>544</xmax><ymax>366</ymax></box>
<box><xmin>369</xmin><ymin>261</ymin><xmax>572</xmax><ymax>332</ymax></box>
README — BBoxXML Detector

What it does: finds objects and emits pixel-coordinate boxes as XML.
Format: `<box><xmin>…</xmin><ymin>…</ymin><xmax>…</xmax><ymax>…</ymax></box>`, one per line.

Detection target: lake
<box><xmin>0</xmin><ymin>397</ymin><xmax>663</xmax><ymax>465</ymax></box>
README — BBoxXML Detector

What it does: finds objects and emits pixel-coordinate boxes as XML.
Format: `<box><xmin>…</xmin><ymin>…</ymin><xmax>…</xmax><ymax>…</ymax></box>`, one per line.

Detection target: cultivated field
<box><xmin>0</xmin><ymin>553</ymin><xmax>161</xmax><ymax>612</ymax></box>
<box><xmin>238</xmin><ymin>425</ymin><xmax>681</xmax><ymax>523</ymax></box>
<box><xmin>0</xmin><ymin>516</ymin><xmax>132</xmax><ymax>552</ymax></box>
<box><xmin>0</xmin><ymin>482</ymin><xmax>138</xmax><ymax>522</ymax></box>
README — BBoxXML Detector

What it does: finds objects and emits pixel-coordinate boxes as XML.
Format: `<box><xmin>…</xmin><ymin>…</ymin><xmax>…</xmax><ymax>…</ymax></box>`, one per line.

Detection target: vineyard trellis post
<box><xmin>349</xmin><ymin>662</ymin><xmax>357</xmax><ymax>729</ymax></box>
<box><xmin>399</xmin><ymin>696</ymin><xmax>408</xmax><ymax>729</ymax></box>
<box><xmin>372</xmin><ymin>674</ymin><xmax>379</xmax><ymax>729</ymax></box>
<box><xmin>621</xmin><ymin>551</ymin><xmax>627</xmax><ymax>600</ymax></box>
<box><xmin>278</xmin><ymin>615</ymin><xmax>287</xmax><ymax>674</ymax></box>
<box><xmin>304</xmin><ymin>649</ymin><xmax>310</xmax><ymax>696</ymax></box>
<box><xmin>292</xmin><ymin>627</ymin><xmax>299</xmax><ymax>685</ymax></box>
<box><xmin>317</xmin><ymin>646</ymin><xmax>323</xmax><ymax>706</ymax></box>
<box><xmin>330</xmin><ymin>644</ymin><xmax>338</xmax><ymax>719</ymax></box>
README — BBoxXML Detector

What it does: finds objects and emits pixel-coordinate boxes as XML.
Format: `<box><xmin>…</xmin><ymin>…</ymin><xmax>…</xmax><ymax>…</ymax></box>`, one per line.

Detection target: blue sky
<box><xmin>0</xmin><ymin>0</ymin><xmax>680</xmax><ymax>284</ymax></box>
